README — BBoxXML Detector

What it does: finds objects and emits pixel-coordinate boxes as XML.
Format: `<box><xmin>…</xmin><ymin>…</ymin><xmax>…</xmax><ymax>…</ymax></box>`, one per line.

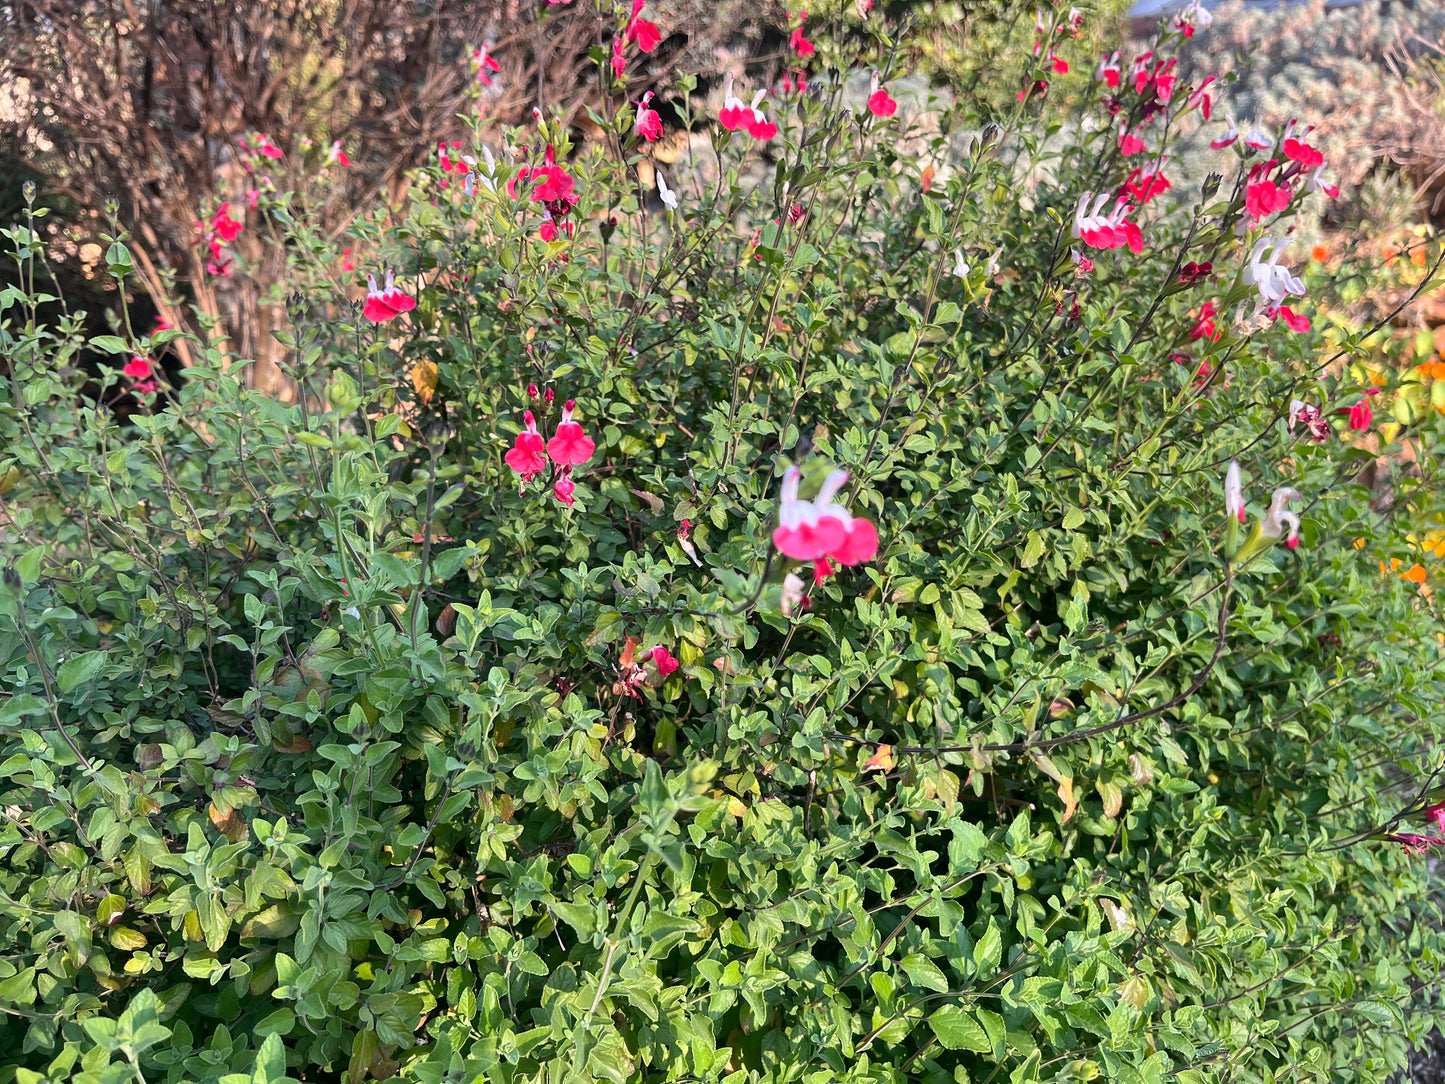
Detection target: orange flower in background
<box><xmin>1354</xmin><ymin>538</ymin><xmax>1366</xmax><ymax>550</ymax></box>
<box><xmin>1413</xmin><ymin>246</ymin><xmax>1428</xmax><ymax>267</ymax></box>
<box><xmin>1429</xmin><ymin>361</ymin><xmax>1445</xmax><ymax>380</ymax></box>
<box><xmin>1404</xmin><ymin>564</ymin><xmax>1427</xmax><ymax>585</ymax></box>
<box><xmin>1310</xmin><ymin>244</ymin><xmax>1329</xmax><ymax>262</ymax></box>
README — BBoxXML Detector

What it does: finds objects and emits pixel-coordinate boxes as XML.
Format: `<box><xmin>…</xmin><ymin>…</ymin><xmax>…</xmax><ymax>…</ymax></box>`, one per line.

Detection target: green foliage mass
<box><xmin>2</xmin><ymin>5</ymin><xmax>1445</xmax><ymax>1083</ymax></box>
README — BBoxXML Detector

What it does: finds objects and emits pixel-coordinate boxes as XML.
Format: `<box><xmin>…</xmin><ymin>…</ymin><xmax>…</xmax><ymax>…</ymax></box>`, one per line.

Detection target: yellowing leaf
<box><xmin>1057</xmin><ymin>776</ymin><xmax>1077</xmax><ymax>824</ymax></box>
<box><xmin>410</xmin><ymin>360</ymin><xmax>439</xmax><ymax>403</ymax></box>
<box><xmin>1098</xmin><ymin>780</ymin><xmax>1123</xmax><ymax>819</ymax></box>
<box><xmin>110</xmin><ymin>926</ymin><xmax>148</xmax><ymax>951</ymax></box>
<box><xmin>864</xmin><ymin>745</ymin><xmax>896</xmax><ymax>773</ymax></box>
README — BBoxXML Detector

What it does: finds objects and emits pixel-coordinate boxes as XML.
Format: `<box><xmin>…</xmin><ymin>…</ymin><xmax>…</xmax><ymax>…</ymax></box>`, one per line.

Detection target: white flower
<box><xmin>1225</xmin><ymin>460</ymin><xmax>1245</xmax><ymax>524</ymax></box>
<box><xmin>1243</xmin><ymin>238</ymin><xmax>1305</xmax><ymax>307</ymax></box>
<box><xmin>952</xmin><ymin>249</ymin><xmax>969</xmax><ymax>278</ymax></box>
<box><xmin>657</xmin><ymin>169</ymin><xmax>678</xmax><ymax>211</ymax></box>
<box><xmin>1261</xmin><ymin>486</ymin><xmax>1302</xmax><ymax>548</ymax></box>
<box><xmin>780</xmin><ymin>572</ymin><xmax>806</xmax><ymax>616</ymax></box>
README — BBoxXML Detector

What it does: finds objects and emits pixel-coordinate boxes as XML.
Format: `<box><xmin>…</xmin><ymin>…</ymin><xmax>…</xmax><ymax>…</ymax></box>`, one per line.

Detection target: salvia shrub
<box><xmin>3</xmin><ymin>2</ymin><xmax>1445</xmax><ymax>1083</ymax></box>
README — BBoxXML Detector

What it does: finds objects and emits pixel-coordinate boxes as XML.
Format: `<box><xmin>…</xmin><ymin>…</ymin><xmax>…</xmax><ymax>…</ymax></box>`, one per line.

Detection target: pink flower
<box><xmin>1151</xmin><ymin>57</ymin><xmax>1178</xmax><ymax>102</ymax></box>
<box><xmin>867</xmin><ymin>73</ymin><xmax>898</xmax><ymax>118</ymax></box>
<box><xmin>505</xmin><ymin>411</ymin><xmax>549</xmax><ymax>483</ymax></box>
<box><xmin>790</xmin><ymin>16</ymin><xmax>815</xmax><ymax>58</ymax></box>
<box><xmin>546</xmin><ymin>400</ymin><xmax>596</xmax><ymax>465</ymax></box>
<box><xmin>124</xmin><ymin>356</ymin><xmax>153</xmax><ymax>379</ymax></box>
<box><xmin>326</xmin><ymin>140</ymin><xmax>351</xmax><ymax>167</ymax></box>
<box><xmin>211</xmin><ymin>202</ymin><xmax>243</xmax><ymax>242</ymax></box>
<box><xmin>1118</xmin><ymin>127</ymin><xmax>1146</xmax><ymax>156</ymax></box>
<box><xmin>362</xmin><ymin>271</ymin><xmax>416</xmax><ymax>324</ymax></box>
<box><xmin>239</xmin><ymin>132</ymin><xmax>284</xmax><ymax>160</ymax></box>
<box><xmin>648</xmin><ymin>645</ymin><xmax>680</xmax><ymax>676</ymax></box>
<box><xmin>554</xmin><ymin>473</ymin><xmax>576</xmax><ymax>507</ymax></box>
<box><xmin>1245</xmin><ymin>178</ymin><xmax>1291</xmax><ymax>220</ymax></box>
<box><xmin>1191</xmin><ymin>300</ymin><xmax>1221</xmax><ymax>342</ymax></box>
<box><xmin>611</xmin><ymin>37</ymin><xmax>627</xmax><ymax>79</ymax></box>
<box><xmin>1046</xmin><ymin>52</ymin><xmax>1069</xmax><ymax>75</ymax></box>
<box><xmin>1272</xmin><ymin>305</ymin><xmax>1310</xmax><ymax>333</ymax></box>
<box><xmin>1289</xmin><ymin>400</ymin><xmax>1329</xmax><ymax>442</ymax></box>
<box><xmin>635</xmin><ymin>92</ymin><xmax>663</xmax><ymax>141</ymax></box>
<box><xmin>1123</xmin><ymin>162</ymin><xmax>1171</xmax><ymax>204</ymax></box>
<box><xmin>508</xmin><ymin>147</ymin><xmax>578</xmax><ymax>208</ymax></box>
<box><xmin>627</xmin><ymin>4</ymin><xmax>661</xmax><ymax>53</ymax></box>
<box><xmin>1425</xmin><ymin>802</ymin><xmax>1445</xmax><ymax>833</ymax></box>
<box><xmin>472</xmin><ymin>45</ymin><xmax>501</xmax><ymax>86</ymax></box>
<box><xmin>1282</xmin><ymin>131</ymin><xmax>1324</xmax><ymax>168</ymax></box>
<box><xmin>154</xmin><ymin>316</ymin><xmax>172</xmax><ymax>332</ymax></box>
<box><xmin>1348</xmin><ymin>398</ymin><xmax>1373</xmax><ymax>431</ymax></box>
<box><xmin>341</xmin><ymin>246</ymin><xmax>355</xmax><ymax>273</ymax></box>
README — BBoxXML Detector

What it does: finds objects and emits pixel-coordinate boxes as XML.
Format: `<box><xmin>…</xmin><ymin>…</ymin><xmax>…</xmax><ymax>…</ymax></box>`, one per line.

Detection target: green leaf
<box><xmin>56</xmin><ymin>651</ymin><xmax>106</xmax><ymax>693</ymax></box>
<box><xmin>928</xmin><ymin>1005</ymin><xmax>991</xmax><ymax>1052</ymax></box>
<box><xmin>901</xmin><ymin>953</ymin><xmax>950</xmax><ymax>993</ymax></box>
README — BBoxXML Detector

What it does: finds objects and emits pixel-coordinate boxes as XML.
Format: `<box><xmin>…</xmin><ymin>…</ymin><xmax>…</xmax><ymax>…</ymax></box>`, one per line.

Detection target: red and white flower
<box><xmin>1174</xmin><ymin>0</ymin><xmax>1213</xmax><ymax>36</ymax></box>
<box><xmin>1243</xmin><ymin>117</ymin><xmax>1274</xmax><ymax>151</ymax></box>
<box><xmin>1099</xmin><ymin>50</ymin><xmax>1122</xmax><ymax>88</ymax></box>
<box><xmin>326</xmin><ymin>140</ymin><xmax>351</xmax><ymax>167</ymax></box>
<box><xmin>362</xmin><ymin>271</ymin><xmax>416</xmax><ymax>324</ymax></box>
<box><xmin>1305</xmin><ymin>163</ymin><xmax>1339</xmax><ymax>199</ymax></box>
<box><xmin>1210</xmin><ymin>113</ymin><xmax>1240</xmax><ymax>150</ymax></box>
<box><xmin>1187</xmin><ymin>75</ymin><xmax>1216</xmax><ymax>120</ymax></box>
<box><xmin>1131</xmin><ymin>51</ymin><xmax>1154</xmax><ymax>95</ymax></box>
<box><xmin>1123</xmin><ymin>159</ymin><xmax>1171</xmax><ymax>204</ymax></box>
<box><xmin>1072</xmin><ymin>192</ymin><xmax>1143</xmax><ymax>253</ymax></box>
<box><xmin>811</xmin><ymin>470</ymin><xmax>880</xmax><ymax>566</ymax></box>
<box><xmin>773</xmin><ymin>466</ymin><xmax>845</xmax><ymax>561</ymax></box>
<box><xmin>772</xmin><ymin>467</ymin><xmax>879</xmax><ymax>567</ymax></box>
